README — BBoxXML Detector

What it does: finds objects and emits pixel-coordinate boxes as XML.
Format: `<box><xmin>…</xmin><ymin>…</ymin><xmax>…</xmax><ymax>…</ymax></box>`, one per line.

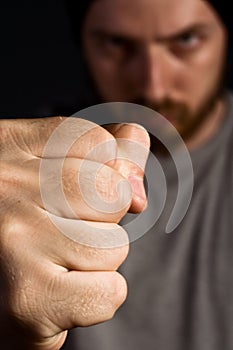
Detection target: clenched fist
<box><xmin>0</xmin><ymin>116</ymin><xmax>150</xmax><ymax>349</ymax></box>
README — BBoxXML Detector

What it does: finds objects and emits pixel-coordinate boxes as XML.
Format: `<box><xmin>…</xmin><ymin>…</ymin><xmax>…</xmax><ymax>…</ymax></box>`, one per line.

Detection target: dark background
<box><xmin>0</xmin><ymin>0</ymin><xmax>87</xmax><ymax>118</ymax></box>
<box><xmin>0</xmin><ymin>1</ymin><xmax>233</xmax><ymax>119</ymax></box>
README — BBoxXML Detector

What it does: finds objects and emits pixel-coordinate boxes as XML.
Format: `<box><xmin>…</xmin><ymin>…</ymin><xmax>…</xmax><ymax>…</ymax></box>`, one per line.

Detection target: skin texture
<box><xmin>82</xmin><ymin>0</ymin><xmax>228</xmax><ymax>148</ymax></box>
<box><xmin>0</xmin><ymin>0</ymin><xmax>229</xmax><ymax>349</ymax></box>
<box><xmin>0</xmin><ymin>117</ymin><xmax>150</xmax><ymax>349</ymax></box>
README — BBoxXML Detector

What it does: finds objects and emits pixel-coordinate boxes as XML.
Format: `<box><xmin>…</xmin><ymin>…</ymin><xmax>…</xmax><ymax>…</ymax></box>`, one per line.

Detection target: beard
<box><xmin>132</xmin><ymin>67</ymin><xmax>226</xmax><ymax>155</ymax></box>
<box><xmin>132</xmin><ymin>82</ymin><xmax>225</xmax><ymax>145</ymax></box>
<box><xmin>131</xmin><ymin>52</ymin><xmax>227</xmax><ymax>145</ymax></box>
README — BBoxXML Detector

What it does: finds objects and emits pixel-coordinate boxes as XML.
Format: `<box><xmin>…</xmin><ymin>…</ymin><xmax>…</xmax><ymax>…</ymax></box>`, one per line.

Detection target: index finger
<box><xmin>3</xmin><ymin>117</ymin><xmax>117</xmax><ymax>162</ymax></box>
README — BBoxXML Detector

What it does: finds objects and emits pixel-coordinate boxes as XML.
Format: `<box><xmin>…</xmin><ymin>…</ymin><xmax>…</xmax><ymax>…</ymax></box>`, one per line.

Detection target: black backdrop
<box><xmin>0</xmin><ymin>1</ymin><xmax>233</xmax><ymax>119</ymax></box>
<box><xmin>0</xmin><ymin>0</ymin><xmax>86</xmax><ymax>118</ymax></box>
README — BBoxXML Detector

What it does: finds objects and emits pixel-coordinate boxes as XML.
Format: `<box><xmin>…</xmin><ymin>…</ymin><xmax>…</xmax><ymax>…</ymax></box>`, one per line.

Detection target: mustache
<box><xmin>131</xmin><ymin>98</ymin><xmax>188</xmax><ymax>117</ymax></box>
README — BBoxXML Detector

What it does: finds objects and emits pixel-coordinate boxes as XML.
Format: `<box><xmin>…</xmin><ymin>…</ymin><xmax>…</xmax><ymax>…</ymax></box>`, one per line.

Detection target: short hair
<box><xmin>208</xmin><ymin>1</ymin><xmax>231</xmax><ymax>34</ymax></box>
<box><xmin>66</xmin><ymin>1</ymin><xmax>231</xmax><ymax>44</ymax></box>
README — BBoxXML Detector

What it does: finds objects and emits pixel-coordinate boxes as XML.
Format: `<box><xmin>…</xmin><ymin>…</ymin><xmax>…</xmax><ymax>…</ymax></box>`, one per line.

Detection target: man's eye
<box><xmin>175</xmin><ymin>32</ymin><xmax>200</xmax><ymax>49</ymax></box>
<box><xmin>100</xmin><ymin>36</ymin><xmax>135</xmax><ymax>59</ymax></box>
<box><xmin>104</xmin><ymin>36</ymin><xmax>127</xmax><ymax>48</ymax></box>
<box><xmin>170</xmin><ymin>31</ymin><xmax>202</xmax><ymax>57</ymax></box>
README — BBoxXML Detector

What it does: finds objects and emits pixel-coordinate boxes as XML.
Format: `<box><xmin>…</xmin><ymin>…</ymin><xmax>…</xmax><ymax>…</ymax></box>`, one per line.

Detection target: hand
<box><xmin>0</xmin><ymin>116</ymin><xmax>150</xmax><ymax>349</ymax></box>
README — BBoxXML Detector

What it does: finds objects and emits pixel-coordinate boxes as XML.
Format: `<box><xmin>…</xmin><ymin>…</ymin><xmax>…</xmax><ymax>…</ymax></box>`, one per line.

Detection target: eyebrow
<box><xmin>157</xmin><ymin>23</ymin><xmax>214</xmax><ymax>42</ymax></box>
<box><xmin>88</xmin><ymin>23</ymin><xmax>214</xmax><ymax>43</ymax></box>
<box><xmin>88</xmin><ymin>29</ymin><xmax>136</xmax><ymax>43</ymax></box>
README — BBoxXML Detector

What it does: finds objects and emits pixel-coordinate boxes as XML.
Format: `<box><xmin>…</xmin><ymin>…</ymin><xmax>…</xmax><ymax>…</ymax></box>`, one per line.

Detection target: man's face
<box><xmin>82</xmin><ymin>0</ymin><xmax>227</xmax><ymax>140</ymax></box>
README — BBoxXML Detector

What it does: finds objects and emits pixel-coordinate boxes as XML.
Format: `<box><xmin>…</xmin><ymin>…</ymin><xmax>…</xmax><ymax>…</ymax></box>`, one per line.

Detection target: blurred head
<box><xmin>67</xmin><ymin>0</ymin><xmax>229</xmax><ymax>141</ymax></box>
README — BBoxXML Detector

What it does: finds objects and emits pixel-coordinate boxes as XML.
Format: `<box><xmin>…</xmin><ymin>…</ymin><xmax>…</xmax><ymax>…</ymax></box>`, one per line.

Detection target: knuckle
<box><xmin>61</xmin><ymin>159</ymin><xmax>132</xmax><ymax>221</ymax></box>
<box><xmin>94</xmin><ymin>164</ymin><xmax>132</xmax><ymax>220</ymax></box>
<box><xmin>72</xmin><ymin>124</ymin><xmax>117</xmax><ymax>161</ymax></box>
<box><xmin>75</xmin><ymin>243</ymin><xmax>129</xmax><ymax>271</ymax></box>
<box><xmin>104</xmin><ymin>244</ymin><xmax>129</xmax><ymax>270</ymax></box>
<box><xmin>0</xmin><ymin>161</ymin><xmax>22</xmax><ymax>191</ymax></box>
<box><xmin>0</xmin><ymin>211</ymin><xmax>25</xmax><ymax>253</ymax></box>
<box><xmin>77</xmin><ymin>271</ymin><xmax>128</xmax><ymax>326</ymax></box>
<box><xmin>108</xmin><ymin>271</ymin><xmax>128</xmax><ymax>311</ymax></box>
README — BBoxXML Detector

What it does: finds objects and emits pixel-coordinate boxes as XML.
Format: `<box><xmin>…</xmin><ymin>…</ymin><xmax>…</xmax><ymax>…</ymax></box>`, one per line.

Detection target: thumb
<box><xmin>105</xmin><ymin>123</ymin><xmax>150</xmax><ymax>213</ymax></box>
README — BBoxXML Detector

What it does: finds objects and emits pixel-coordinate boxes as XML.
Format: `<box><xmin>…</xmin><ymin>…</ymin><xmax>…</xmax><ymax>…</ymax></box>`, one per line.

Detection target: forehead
<box><xmin>84</xmin><ymin>0</ymin><xmax>220</xmax><ymax>39</ymax></box>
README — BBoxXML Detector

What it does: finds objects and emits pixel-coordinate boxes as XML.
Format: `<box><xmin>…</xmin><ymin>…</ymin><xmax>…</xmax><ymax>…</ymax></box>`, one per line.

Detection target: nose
<box><xmin>128</xmin><ymin>46</ymin><xmax>174</xmax><ymax>104</ymax></box>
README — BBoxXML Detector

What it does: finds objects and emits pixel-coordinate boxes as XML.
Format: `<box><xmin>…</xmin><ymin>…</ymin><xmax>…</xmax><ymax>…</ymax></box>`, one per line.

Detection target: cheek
<box><xmin>181</xmin><ymin>47</ymin><xmax>224</xmax><ymax>108</ymax></box>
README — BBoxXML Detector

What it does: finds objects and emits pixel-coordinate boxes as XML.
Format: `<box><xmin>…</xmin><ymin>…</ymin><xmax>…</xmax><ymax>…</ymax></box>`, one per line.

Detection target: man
<box><xmin>0</xmin><ymin>1</ymin><xmax>232</xmax><ymax>350</ymax></box>
<box><xmin>63</xmin><ymin>1</ymin><xmax>233</xmax><ymax>349</ymax></box>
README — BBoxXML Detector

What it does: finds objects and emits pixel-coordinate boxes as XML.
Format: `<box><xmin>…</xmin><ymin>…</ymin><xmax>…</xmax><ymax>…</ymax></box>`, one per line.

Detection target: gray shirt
<box><xmin>63</xmin><ymin>91</ymin><xmax>233</xmax><ymax>350</ymax></box>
